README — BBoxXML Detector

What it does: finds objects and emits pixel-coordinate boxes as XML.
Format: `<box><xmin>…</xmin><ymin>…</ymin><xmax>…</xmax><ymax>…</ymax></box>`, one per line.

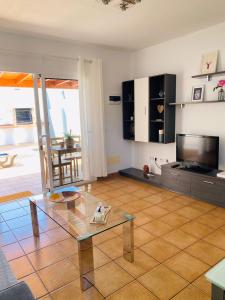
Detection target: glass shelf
<box><xmin>170</xmin><ymin>100</ymin><xmax>225</xmax><ymax>108</ymax></box>
<box><xmin>192</xmin><ymin>70</ymin><xmax>225</xmax><ymax>81</ymax></box>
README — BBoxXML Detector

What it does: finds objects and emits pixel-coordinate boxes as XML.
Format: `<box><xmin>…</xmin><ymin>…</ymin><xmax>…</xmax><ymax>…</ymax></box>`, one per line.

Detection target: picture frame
<box><xmin>192</xmin><ymin>85</ymin><xmax>205</xmax><ymax>102</ymax></box>
<box><xmin>200</xmin><ymin>50</ymin><xmax>218</xmax><ymax>74</ymax></box>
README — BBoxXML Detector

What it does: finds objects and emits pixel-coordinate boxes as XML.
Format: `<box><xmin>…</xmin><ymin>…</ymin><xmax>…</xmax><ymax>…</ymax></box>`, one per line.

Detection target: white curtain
<box><xmin>78</xmin><ymin>57</ymin><xmax>107</xmax><ymax>180</ymax></box>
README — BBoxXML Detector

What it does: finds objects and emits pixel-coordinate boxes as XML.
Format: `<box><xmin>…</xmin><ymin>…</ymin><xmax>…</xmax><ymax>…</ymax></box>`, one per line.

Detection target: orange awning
<box><xmin>0</xmin><ymin>72</ymin><xmax>78</xmax><ymax>89</ymax></box>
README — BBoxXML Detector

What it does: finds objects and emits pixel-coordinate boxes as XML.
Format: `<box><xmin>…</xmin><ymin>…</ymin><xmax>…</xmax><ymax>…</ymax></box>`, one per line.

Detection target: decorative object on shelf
<box><xmin>213</xmin><ymin>80</ymin><xmax>225</xmax><ymax>101</ymax></box>
<box><xmin>101</xmin><ymin>0</ymin><xmax>142</xmax><ymax>11</ymax></box>
<box><xmin>157</xmin><ymin>104</ymin><xmax>164</xmax><ymax>114</ymax></box>
<box><xmin>192</xmin><ymin>85</ymin><xmax>205</xmax><ymax>102</ymax></box>
<box><xmin>218</xmin><ymin>89</ymin><xmax>225</xmax><ymax>101</ymax></box>
<box><xmin>143</xmin><ymin>164</ymin><xmax>151</xmax><ymax>178</ymax></box>
<box><xmin>143</xmin><ymin>164</ymin><xmax>149</xmax><ymax>174</ymax></box>
<box><xmin>200</xmin><ymin>50</ymin><xmax>218</xmax><ymax>74</ymax></box>
<box><xmin>159</xmin><ymin>129</ymin><xmax>164</xmax><ymax>143</ymax></box>
<box><xmin>64</xmin><ymin>130</ymin><xmax>74</xmax><ymax>148</ymax></box>
<box><xmin>158</xmin><ymin>90</ymin><xmax>165</xmax><ymax>98</ymax></box>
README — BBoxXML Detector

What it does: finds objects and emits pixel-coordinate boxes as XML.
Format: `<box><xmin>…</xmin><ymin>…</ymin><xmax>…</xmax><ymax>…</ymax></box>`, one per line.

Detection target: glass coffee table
<box><xmin>29</xmin><ymin>191</ymin><xmax>134</xmax><ymax>291</ymax></box>
<box><xmin>205</xmin><ymin>258</ymin><xmax>225</xmax><ymax>300</ymax></box>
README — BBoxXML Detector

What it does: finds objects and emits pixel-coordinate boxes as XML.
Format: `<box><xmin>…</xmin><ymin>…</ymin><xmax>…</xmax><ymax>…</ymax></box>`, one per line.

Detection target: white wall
<box><xmin>0</xmin><ymin>87</ymin><xmax>81</xmax><ymax>145</ymax></box>
<box><xmin>47</xmin><ymin>89</ymin><xmax>81</xmax><ymax>138</ymax></box>
<box><xmin>0</xmin><ymin>31</ymin><xmax>133</xmax><ymax>173</ymax></box>
<box><xmin>0</xmin><ymin>87</ymin><xmax>37</xmax><ymax>145</ymax></box>
<box><xmin>0</xmin><ymin>127</ymin><xmax>37</xmax><ymax>145</ymax></box>
<box><xmin>131</xmin><ymin>22</ymin><xmax>225</xmax><ymax>173</ymax></box>
<box><xmin>0</xmin><ymin>87</ymin><xmax>35</xmax><ymax>125</ymax></box>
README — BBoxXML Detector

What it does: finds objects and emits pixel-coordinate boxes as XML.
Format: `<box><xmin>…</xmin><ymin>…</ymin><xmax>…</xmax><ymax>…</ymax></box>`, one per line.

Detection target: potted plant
<box><xmin>64</xmin><ymin>130</ymin><xmax>74</xmax><ymax>148</ymax></box>
<box><xmin>213</xmin><ymin>80</ymin><xmax>225</xmax><ymax>101</ymax></box>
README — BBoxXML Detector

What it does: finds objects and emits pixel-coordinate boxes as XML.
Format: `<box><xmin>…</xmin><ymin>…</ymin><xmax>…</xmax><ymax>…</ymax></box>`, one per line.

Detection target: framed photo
<box><xmin>192</xmin><ymin>85</ymin><xmax>205</xmax><ymax>102</ymax></box>
<box><xmin>200</xmin><ymin>50</ymin><xmax>218</xmax><ymax>74</ymax></box>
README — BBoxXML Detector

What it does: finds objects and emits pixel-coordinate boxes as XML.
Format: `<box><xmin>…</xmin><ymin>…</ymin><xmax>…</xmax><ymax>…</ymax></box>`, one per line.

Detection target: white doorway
<box><xmin>0</xmin><ymin>72</ymin><xmax>42</xmax><ymax>195</ymax></box>
<box><xmin>0</xmin><ymin>72</ymin><xmax>81</xmax><ymax>196</ymax></box>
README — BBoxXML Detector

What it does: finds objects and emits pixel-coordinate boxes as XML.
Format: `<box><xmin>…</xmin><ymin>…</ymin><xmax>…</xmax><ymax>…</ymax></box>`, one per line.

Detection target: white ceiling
<box><xmin>0</xmin><ymin>0</ymin><xmax>225</xmax><ymax>50</ymax></box>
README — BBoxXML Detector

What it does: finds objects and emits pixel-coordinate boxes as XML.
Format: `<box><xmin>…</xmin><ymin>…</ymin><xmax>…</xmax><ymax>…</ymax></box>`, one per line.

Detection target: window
<box><xmin>15</xmin><ymin>108</ymin><xmax>33</xmax><ymax>124</ymax></box>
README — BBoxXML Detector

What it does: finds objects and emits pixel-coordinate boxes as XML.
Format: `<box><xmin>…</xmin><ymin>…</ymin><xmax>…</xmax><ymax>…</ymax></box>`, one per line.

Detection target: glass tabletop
<box><xmin>29</xmin><ymin>191</ymin><xmax>134</xmax><ymax>241</ymax></box>
<box><xmin>205</xmin><ymin>258</ymin><xmax>225</xmax><ymax>290</ymax></box>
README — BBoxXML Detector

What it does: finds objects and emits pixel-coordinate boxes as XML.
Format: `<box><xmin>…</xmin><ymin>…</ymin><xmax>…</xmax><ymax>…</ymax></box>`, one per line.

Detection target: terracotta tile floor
<box><xmin>1</xmin><ymin>174</ymin><xmax>225</xmax><ymax>299</ymax></box>
<box><xmin>0</xmin><ymin>173</ymin><xmax>42</xmax><ymax>196</ymax></box>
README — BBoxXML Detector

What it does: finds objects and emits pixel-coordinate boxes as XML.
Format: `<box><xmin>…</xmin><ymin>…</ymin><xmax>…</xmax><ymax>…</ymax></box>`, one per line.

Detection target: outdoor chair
<box><xmin>0</xmin><ymin>155</ymin><xmax>17</xmax><ymax>168</ymax></box>
<box><xmin>64</xmin><ymin>135</ymin><xmax>82</xmax><ymax>178</ymax></box>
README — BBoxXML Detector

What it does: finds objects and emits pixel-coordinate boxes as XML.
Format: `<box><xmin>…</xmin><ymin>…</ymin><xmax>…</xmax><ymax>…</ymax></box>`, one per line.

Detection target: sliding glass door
<box><xmin>33</xmin><ymin>75</ymin><xmax>81</xmax><ymax>191</ymax></box>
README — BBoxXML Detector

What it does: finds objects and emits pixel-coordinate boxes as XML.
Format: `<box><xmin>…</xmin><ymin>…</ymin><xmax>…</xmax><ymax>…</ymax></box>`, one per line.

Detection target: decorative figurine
<box><xmin>143</xmin><ymin>165</ymin><xmax>150</xmax><ymax>178</ymax></box>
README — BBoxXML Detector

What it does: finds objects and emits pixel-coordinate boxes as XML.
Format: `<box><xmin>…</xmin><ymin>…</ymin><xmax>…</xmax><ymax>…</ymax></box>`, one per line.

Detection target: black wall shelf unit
<box><xmin>122</xmin><ymin>74</ymin><xmax>176</xmax><ymax>143</ymax></box>
<box><xmin>122</xmin><ymin>80</ymin><xmax>134</xmax><ymax>140</ymax></box>
<box><xmin>149</xmin><ymin>74</ymin><xmax>176</xmax><ymax>144</ymax></box>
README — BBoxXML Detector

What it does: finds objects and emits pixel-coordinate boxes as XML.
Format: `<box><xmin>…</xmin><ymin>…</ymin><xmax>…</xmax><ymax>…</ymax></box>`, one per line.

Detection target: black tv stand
<box><xmin>162</xmin><ymin>162</ymin><xmax>225</xmax><ymax>207</ymax></box>
<box><xmin>120</xmin><ymin>163</ymin><xmax>225</xmax><ymax>207</ymax></box>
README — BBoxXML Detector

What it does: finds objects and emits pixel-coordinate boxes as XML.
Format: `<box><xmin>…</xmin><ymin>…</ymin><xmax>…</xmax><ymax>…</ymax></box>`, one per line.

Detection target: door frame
<box><xmin>33</xmin><ymin>74</ymin><xmax>54</xmax><ymax>191</ymax></box>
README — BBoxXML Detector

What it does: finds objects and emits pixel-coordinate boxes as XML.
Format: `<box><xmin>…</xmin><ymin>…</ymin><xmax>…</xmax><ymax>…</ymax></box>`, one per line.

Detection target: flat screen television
<box><xmin>176</xmin><ymin>134</ymin><xmax>219</xmax><ymax>171</ymax></box>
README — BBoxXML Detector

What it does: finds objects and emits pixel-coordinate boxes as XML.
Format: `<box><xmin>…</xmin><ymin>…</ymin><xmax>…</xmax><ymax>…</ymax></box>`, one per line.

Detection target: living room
<box><xmin>0</xmin><ymin>1</ymin><xmax>225</xmax><ymax>299</ymax></box>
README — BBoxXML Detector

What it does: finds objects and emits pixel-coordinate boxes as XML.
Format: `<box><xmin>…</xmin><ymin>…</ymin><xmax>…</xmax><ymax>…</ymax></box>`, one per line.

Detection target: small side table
<box><xmin>205</xmin><ymin>259</ymin><xmax>225</xmax><ymax>300</ymax></box>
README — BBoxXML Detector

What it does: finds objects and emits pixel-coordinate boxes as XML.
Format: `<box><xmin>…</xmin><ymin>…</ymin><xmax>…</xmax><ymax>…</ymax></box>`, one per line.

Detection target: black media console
<box><xmin>119</xmin><ymin>163</ymin><xmax>225</xmax><ymax>207</ymax></box>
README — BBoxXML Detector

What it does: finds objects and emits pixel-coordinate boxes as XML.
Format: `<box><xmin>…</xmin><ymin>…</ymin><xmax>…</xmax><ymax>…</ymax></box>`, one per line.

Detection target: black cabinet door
<box><xmin>191</xmin><ymin>175</ymin><xmax>225</xmax><ymax>205</ymax></box>
<box><xmin>162</xmin><ymin>169</ymin><xmax>191</xmax><ymax>194</ymax></box>
<box><xmin>161</xmin><ymin>163</ymin><xmax>225</xmax><ymax>207</ymax></box>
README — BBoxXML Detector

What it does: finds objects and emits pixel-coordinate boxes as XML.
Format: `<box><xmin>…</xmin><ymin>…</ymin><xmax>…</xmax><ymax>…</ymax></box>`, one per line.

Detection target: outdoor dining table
<box><xmin>50</xmin><ymin>145</ymin><xmax>81</xmax><ymax>185</ymax></box>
